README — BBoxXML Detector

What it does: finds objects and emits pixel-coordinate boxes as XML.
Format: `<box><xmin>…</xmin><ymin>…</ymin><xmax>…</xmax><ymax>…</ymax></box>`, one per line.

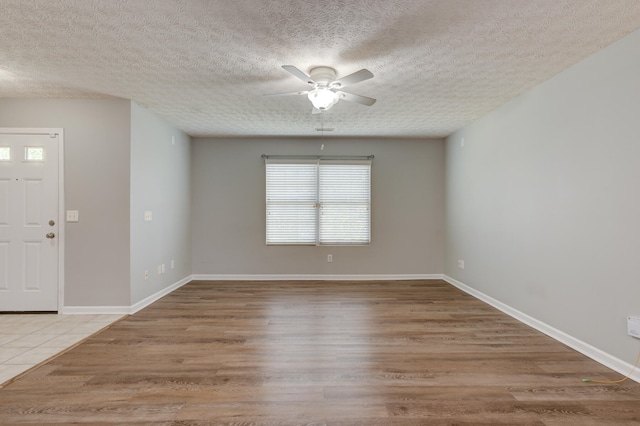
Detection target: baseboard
<box><xmin>442</xmin><ymin>275</ymin><xmax>640</xmax><ymax>384</ymax></box>
<box><xmin>60</xmin><ymin>305</ymin><xmax>131</xmax><ymax>315</ymax></box>
<box><xmin>129</xmin><ymin>275</ymin><xmax>193</xmax><ymax>314</ymax></box>
<box><xmin>61</xmin><ymin>275</ymin><xmax>193</xmax><ymax>315</ymax></box>
<box><xmin>191</xmin><ymin>274</ymin><xmax>443</xmax><ymax>281</ymax></box>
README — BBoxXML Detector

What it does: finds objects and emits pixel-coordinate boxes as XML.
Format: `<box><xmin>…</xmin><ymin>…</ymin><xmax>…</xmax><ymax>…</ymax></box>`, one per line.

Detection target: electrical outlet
<box><xmin>327</xmin><ymin>254</ymin><xmax>333</xmax><ymax>263</ymax></box>
<box><xmin>457</xmin><ymin>259</ymin><xmax>465</xmax><ymax>269</ymax></box>
<box><xmin>157</xmin><ymin>265</ymin><xmax>162</xmax><ymax>275</ymax></box>
<box><xmin>628</xmin><ymin>316</ymin><xmax>640</xmax><ymax>339</ymax></box>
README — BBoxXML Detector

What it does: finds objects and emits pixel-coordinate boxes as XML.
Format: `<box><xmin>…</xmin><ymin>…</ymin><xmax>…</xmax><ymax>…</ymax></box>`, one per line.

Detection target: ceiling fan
<box><xmin>265</xmin><ymin>65</ymin><xmax>376</xmax><ymax>113</ymax></box>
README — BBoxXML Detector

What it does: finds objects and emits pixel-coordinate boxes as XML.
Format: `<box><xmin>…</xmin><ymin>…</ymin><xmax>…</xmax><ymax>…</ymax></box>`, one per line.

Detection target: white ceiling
<box><xmin>1</xmin><ymin>0</ymin><xmax>640</xmax><ymax>139</ymax></box>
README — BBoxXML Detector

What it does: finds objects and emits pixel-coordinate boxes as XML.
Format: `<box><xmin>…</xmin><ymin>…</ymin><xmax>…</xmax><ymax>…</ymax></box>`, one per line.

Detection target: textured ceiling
<box><xmin>1</xmin><ymin>0</ymin><xmax>640</xmax><ymax>138</ymax></box>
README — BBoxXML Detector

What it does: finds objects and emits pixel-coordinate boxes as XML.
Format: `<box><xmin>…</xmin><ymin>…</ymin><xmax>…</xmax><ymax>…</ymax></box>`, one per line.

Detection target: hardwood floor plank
<box><xmin>0</xmin><ymin>279</ymin><xmax>639</xmax><ymax>425</ymax></box>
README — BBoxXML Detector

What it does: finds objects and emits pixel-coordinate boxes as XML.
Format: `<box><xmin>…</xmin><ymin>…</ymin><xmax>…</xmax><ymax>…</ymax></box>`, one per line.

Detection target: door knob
<box><xmin>46</xmin><ymin>233</ymin><xmax>55</xmax><ymax>239</ymax></box>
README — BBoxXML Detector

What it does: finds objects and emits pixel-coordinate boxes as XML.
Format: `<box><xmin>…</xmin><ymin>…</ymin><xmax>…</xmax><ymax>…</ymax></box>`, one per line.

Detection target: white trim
<box><xmin>129</xmin><ymin>275</ymin><xmax>192</xmax><ymax>314</ymax></box>
<box><xmin>61</xmin><ymin>275</ymin><xmax>193</xmax><ymax>315</ymax></box>
<box><xmin>57</xmin><ymin>130</ymin><xmax>65</xmax><ymax>312</ymax></box>
<box><xmin>191</xmin><ymin>274</ymin><xmax>443</xmax><ymax>281</ymax></box>
<box><xmin>442</xmin><ymin>275</ymin><xmax>640</xmax><ymax>384</ymax></box>
<box><xmin>60</xmin><ymin>305</ymin><xmax>131</xmax><ymax>315</ymax></box>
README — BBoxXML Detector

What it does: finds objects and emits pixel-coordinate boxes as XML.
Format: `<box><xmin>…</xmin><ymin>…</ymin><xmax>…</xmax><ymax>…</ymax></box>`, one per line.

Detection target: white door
<box><xmin>0</xmin><ymin>130</ymin><xmax>60</xmax><ymax>311</ymax></box>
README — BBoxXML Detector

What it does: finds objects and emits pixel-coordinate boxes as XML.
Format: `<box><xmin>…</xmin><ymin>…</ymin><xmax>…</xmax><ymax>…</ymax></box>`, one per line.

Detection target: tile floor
<box><xmin>0</xmin><ymin>313</ymin><xmax>124</xmax><ymax>387</ymax></box>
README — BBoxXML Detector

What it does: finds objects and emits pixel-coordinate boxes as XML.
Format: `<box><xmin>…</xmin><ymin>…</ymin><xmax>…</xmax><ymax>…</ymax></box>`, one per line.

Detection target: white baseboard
<box><xmin>191</xmin><ymin>274</ymin><xmax>443</xmax><ymax>281</ymax></box>
<box><xmin>442</xmin><ymin>275</ymin><xmax>640</xmax><ymax>384</ymax></box>
<box><xmin>129</xmin><ymin>275</ymin><xmax>193</xmax><ymax>314</ymax></box>
<box><xmin>61</xmin><ymin>275</ymin><xmax>193</xmax><ymax>315</ymax></box>
<box><xmin>60</xmin><ymin>305</ymin><xmax>131</xmax><ymax>315</ymax></box>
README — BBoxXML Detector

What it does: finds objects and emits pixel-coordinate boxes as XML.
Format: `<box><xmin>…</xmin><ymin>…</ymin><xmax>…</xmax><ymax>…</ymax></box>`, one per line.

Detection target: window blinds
<box><xmin>266</xmin><ymin>160</ymin><xmax>371</xmax><ymax>245</ymax></box>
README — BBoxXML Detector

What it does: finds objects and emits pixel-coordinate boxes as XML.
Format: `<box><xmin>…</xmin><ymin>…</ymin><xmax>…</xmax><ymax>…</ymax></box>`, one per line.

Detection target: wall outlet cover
<box><xmin>627</xmin><ymin>316</ymin><xmax>640</xmax><ymax>339</ymax></box>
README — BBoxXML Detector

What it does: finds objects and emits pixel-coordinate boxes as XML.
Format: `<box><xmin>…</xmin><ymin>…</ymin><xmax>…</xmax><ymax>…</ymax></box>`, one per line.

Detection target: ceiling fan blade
<box><xmin>282</xmin><ymin>65</ymin><xmax>315</xmax><ymax>85</ymax></box>
<box><xmin>332</xmin><ymin>69</ymin><xmax>373</xmax><ymax>88</ymax></box>
<box><xmin>312</xmin><ymin>107</ymin><xmax>323</xmax><ymax>114</ymax></box>
<box><xmin>264</xmin><ymin>90</ymin><xmax>309</xmax><ymax>97</ymax></box>
<box><xmin>337</xmin><ymin>91</ymin><xmax>376</xmax><ymax>106</ymax></box>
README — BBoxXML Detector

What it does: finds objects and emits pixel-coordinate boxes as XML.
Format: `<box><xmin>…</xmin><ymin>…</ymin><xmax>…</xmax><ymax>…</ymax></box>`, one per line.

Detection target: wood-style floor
<box><xmin>1</xmin><ymin>280</ymin><xmax>639</xmax><ymax>425</ymax></box>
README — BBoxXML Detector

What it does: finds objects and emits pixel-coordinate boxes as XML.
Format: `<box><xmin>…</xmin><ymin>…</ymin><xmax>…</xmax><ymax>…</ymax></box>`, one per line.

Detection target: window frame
<box><xmin>265</xmin><ymin>158</ymin><xmax>371</xmax><ymax>246</ymax></box>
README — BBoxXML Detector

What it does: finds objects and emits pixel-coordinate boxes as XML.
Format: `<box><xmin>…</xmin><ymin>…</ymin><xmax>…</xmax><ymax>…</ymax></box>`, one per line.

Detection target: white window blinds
<box><xmin>266</xmin><ymin>160</ymin><xmax>371</xmax><ymax>245</ymax></box>
<box><xmin>265</xmin><ymin>162</ymin><xmax>317</xmax><ymax>244</ymax></box>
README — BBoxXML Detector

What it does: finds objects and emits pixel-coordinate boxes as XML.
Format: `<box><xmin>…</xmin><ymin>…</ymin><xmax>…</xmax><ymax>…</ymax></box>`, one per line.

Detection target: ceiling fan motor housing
<box><xmin>309</xmin><ymin>67</ymin><xmax>337</xmax><ymax>87</ymax></box>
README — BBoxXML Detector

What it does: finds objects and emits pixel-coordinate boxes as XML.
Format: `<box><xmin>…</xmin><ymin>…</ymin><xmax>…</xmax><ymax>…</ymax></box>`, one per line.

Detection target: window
<box><xmin>0</xmin><ymin>147</ymin><xmax>9</xmax><ymax>161</ymax></box>
<box><xmin>24</xmin><ymin>147</ymin><xmax>44</xmax><ymax>162</ymax></box>
<box><xmin>266</xmin><ymin>159</ymin><xmax>371</xmax><ymax>245</ymax></box>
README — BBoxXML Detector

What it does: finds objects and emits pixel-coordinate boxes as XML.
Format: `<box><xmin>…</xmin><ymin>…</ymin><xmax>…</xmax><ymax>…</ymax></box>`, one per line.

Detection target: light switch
<box><xmin>144</xmin><ymin>211</ymin><xmax>152</xmax><ymax>221</ymax></box>
<box><xmin>66</xmin><ymin>210</ymin><xmax>79</xmax><ymax>222</ymax></box>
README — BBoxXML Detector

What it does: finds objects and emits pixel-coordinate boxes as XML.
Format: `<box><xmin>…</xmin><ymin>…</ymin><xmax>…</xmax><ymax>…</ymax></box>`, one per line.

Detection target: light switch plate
<box><xmin>66</xmin><ymin>210</ymin><xmax>79</xmax><ymax>222</ymax></box>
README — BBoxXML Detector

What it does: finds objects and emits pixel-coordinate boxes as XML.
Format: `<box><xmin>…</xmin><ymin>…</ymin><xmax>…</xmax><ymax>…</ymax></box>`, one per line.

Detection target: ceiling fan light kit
<box><xmin>265</xmin><ymin>65</ymin><xmax>376</xmax><ymax>113</ymax></box>
<box><xmin>308</xmin><ymin>87</ymin><xmax>340</xmax><ymax>110</ymax></box>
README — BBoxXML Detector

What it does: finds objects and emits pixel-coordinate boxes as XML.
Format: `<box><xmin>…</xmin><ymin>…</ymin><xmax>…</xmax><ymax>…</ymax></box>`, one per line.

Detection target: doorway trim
<box><xmin>0</xmin><ymin>128</ymin><xmax>65</xmax><ymax>312</ymax></box>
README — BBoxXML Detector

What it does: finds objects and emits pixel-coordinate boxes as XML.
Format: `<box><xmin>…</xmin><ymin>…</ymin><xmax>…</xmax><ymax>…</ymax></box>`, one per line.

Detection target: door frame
<box><xmin>0</xmin><ymin>128</ymin><xmax>65</xmax><ymax>312</ymax></box>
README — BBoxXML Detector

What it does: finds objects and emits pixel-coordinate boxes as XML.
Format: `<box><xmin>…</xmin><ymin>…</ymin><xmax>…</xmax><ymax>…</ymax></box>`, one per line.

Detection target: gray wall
<box><xmin>0</xmin><ymin>99</ymin><xmax>132</xmax><ymax>306</ymax></box>
<box><xmin>445</xmin><ymin>28</ymin><xmax>640</xmax><ymax>363</ymax></box>
<box><xmin>192</xmin><ymin>137</ymin><xmax>444</xmax><ymax>276</ymax></box>
<box><xmin>130</xmin><ymin>102</ymin><xmax>191</xmax><ymax>304</ymax></box>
